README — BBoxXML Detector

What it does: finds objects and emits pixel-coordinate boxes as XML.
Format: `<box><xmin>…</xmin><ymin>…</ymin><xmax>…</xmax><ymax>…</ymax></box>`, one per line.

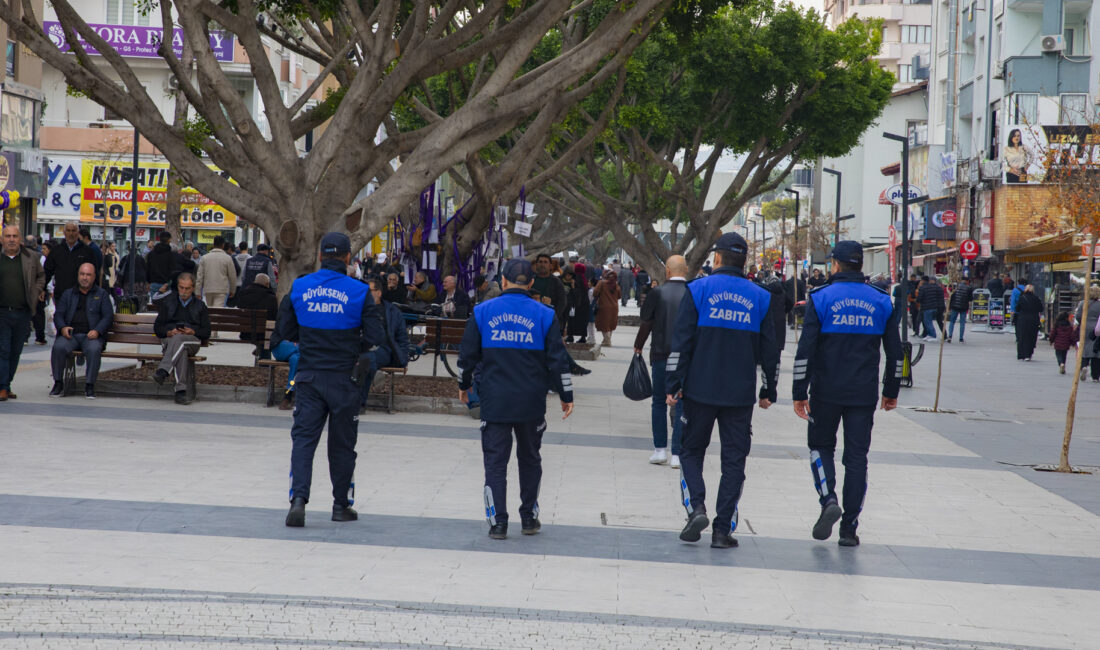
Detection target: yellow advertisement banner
<box><xmin>78</xmin><ymin>160</ymin><xmax>237</xmax><ymax>229</ymax></box>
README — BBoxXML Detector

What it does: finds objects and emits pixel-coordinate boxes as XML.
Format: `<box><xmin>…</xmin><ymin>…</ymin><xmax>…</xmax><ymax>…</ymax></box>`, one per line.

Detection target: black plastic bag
<box><xmin>622</xmin><ymin>353</ymin><xmax>652</xmax><ymax>401</ymax></box>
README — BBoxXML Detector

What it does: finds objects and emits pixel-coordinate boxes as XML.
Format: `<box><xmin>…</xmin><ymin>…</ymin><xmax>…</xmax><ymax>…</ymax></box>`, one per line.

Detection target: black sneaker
<box><xmin>332</xmin><ymin>505</ymin><xmax>358</xmax><ymax>522</ymax></box>
<box><xmin>679</xmin><ymin>511</ymin><xmax>710</xmax><ymax>542</ymax></box>
<box><xmin>48</xmin><ymin>381</ymin><xmax>64</xmax><ymax>397</ymax></box>
<box><xmin>285</xmin><ymin>497</ymin><xmax>306</xmax><ymax>527</ymax></box>
<box><xmin>570</xmin><ymin>364</ymin><xmax>592</xmax><ymax>376</ymax></box>
<box><xmin>710</xmin><ymin>531</ymin><xmax>738</xmax><ymax>549</ymax></box>
<box><xmin>153</xmin><ymin>368</ymin><xmax>169</xmax><ymax>385</ymax></box>
<box><xmin>84</xmin><ymin>384</ymin><xmax>96</xmax><ymax>400</ymax></box>
<box><xmin>838</xmin><ymin>528</ymin><xmax>860</xmax><ymax>547</ymax></box>
<box><xmin>174</xmin><ymin>390</ymin><xmax>192</xmax><ymax>405</ymax></box>
<box><xmin>812</xmin><ymin>499</ymin><xmax>842</xmax><ymax>541</ymax></box>
<box><xmin>488</xmin><ymin>522</ymin><xmax>508</xmax><ymax>540</ymax></box>
<box><xmin>521</xmin><ymin>517</ymin><xmax>541</xmax><ymax>535</ymax></box>
<box><xmin>278</xmin><ymin>390</ymin><xmax>295</xmax><ymax>411</ymax></box>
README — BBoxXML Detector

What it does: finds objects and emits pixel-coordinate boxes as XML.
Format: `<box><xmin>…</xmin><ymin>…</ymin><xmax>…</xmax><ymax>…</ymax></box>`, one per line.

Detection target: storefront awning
<box><xmin>1051</xmin><ymin>260</ymin><xmax>1088</xmax><ymax>272</ymax></box>
<box><xmin>1003</xmin><ymin>233</ymin><xmax>1080</xmax><ymax>264</ymax></box>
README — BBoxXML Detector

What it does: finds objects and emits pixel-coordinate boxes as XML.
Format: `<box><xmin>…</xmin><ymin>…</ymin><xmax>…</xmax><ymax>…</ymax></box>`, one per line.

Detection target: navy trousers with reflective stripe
<box><xmin>806</xmin><ymin>398</ymin><xmax>874</xmax><ymax>530</ymax></box>
<box><xmin>289</xmin><ymin>373</ymin><xmax>360</xmax><ymax>507</ymax></box>
<box><xmin>482</xmin><ymin>419</ymin><xmax>545</xmax><ymax>524</ymax></box>
<box><xmin>679</xmin><ymin>399</ymin><xmax>753</xmax><ymax>532</ymax></box>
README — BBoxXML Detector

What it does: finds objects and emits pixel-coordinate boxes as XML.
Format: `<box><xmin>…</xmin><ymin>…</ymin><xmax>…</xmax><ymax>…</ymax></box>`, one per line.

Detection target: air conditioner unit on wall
<box><xmin>1041</xmin><ymin>34</ymin><xmax>1066</xmax><ymax>53</ymax></box>
<box><xmin>992</xmin><ymin>60</ymin><xmax>1003</xmax><ymax>79</ymax></box>
<box><xmin>164</xmin><ymin>74</ymin><xmax>180</xmax><ymax>92</ymax></box>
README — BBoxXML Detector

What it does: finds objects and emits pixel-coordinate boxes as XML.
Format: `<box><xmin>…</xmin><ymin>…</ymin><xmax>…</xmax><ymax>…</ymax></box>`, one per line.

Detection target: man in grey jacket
<box><xmin>633</xmin><ymin>255</ymin><xmax>689</xmax><ymax>468</ymax></box>
<box><xmin>0</xmin><ymin>225</ymin><xmax>45</xmax><ymax>400</ymax></box>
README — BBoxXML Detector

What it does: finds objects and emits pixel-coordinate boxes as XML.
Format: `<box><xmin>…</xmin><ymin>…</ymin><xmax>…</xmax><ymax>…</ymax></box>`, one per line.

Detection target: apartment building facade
<box><xmin>0</xmin><ymin>0</ymin><xmax>48</xmax><ymax>238</ymax></box>
<box><xmin>36</xmin><ymin>1</ymin><xmax>324</xmax><ymax>252</ymax></box>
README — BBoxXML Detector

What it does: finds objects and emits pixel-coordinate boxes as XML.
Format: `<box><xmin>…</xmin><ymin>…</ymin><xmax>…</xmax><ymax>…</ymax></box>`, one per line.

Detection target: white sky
<box><xmin>790</xmin><ymin>0</ymin><xmax>825</xmax><ymax>13</ymax></box>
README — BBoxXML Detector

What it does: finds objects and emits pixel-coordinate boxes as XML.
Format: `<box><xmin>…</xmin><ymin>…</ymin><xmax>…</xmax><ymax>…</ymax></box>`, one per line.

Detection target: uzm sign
<box><xmin>43</xmin><ymin>21</ymin><xmax>234</xmax><ymax>62</ymax></box>
<box><xmin>884</xmin><ymin>183</ymin><xmax>923</xmax><ymax>206</ymax></box>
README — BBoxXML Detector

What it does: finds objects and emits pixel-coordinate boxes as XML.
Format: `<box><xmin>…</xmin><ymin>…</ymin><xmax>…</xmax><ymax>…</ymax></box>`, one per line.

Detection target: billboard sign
<box><xmin>43</xmin><ymin>21</ymin><xmax>233</xmax><ymax>62</ymax></box>
<box><xmin>78</xmin><ymin>160</ymin><xmax>237</xmax><ymax>228</ymax></box>
<box><xmin>922</xmin><ymin>197</ymin><xmax>957</xmax><ymax>241</ymax></box>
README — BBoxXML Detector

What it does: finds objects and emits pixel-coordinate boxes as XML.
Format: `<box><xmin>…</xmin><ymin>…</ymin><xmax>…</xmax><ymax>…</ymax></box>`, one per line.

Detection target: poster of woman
<box><xmin>1002</xmin><ymin>125</ymin><xmax>1045</xmax><ymax>184</ymax></box>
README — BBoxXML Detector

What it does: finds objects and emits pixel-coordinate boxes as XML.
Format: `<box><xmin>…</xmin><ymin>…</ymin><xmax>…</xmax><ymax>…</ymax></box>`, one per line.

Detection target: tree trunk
<box><xmin>164</xmin><ymin>168</ymin><xmax>184</xmax><ymax>244</ymax></box>
<box><xmin>1059</xmin><ymin>234</ymin><xmax>1096</xmax><ymax>471</ymax></box>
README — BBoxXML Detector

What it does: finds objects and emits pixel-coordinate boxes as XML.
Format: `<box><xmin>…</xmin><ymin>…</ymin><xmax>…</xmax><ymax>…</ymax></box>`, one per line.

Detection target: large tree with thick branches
<box><xmin>538</xmin><ymin>2</ymin><xmax>893</xmax><ymax>279</ymax></box>
<box><xmin>1</xmin><ymin>0</ymin><xmax>684</xmax><ymax>291</ymax></box>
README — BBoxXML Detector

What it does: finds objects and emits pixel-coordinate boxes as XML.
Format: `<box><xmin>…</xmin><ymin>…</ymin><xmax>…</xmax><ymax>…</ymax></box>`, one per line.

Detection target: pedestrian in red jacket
<box><xmin>1049</xmin><ymin>311</ymin><xmax>1079</xmax><ymax>374</ymax></box>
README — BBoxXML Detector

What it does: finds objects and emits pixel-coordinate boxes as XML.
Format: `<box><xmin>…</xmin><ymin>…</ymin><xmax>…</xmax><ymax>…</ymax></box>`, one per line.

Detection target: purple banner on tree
<box><xmin>43</xmin><ymin>21</ymin><xmax>234</xmax><ymax>62</ymax></box>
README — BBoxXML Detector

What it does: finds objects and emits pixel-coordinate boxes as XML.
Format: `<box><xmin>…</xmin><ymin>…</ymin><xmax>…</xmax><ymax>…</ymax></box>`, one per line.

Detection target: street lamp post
<box><xmin>883</xmin><ymin>131</ymin><xmax>911</xmax><ymax>344</ymax></box>
<box><xmin>823</xmin><ymin>168</ymin><xmax>842</xmax><ymax>245</ymax></box>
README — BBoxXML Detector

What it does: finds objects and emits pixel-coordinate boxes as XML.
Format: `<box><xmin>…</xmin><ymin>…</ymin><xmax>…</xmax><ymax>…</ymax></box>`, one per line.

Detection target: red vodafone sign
<box><xmin>941</xmin><ymin>210</ymin><xmax>957</xmax><ymax>226</ymax></box>
<box><xmin>960</xmin><ymin>239</ymin><xmax>979</xmax><ymax>260</ymax></box>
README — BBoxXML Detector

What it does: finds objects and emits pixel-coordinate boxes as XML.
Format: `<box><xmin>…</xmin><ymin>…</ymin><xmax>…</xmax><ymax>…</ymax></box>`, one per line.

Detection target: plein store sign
<box><xmin>79</xmin><ymin>160</ymin><xmax>237</xmax><ymax>228</ymax></box>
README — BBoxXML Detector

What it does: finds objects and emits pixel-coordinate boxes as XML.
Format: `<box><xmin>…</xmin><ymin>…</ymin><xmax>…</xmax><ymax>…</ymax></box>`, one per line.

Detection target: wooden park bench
<box><xmin>255</xmin><ymin>319</ymin><xmax>408</xmax><ymax>413</ymax></box>
<box><xmin>204</xmin><ymin>307</ymin><xmax>269</xmax><ymax>360</ymax></box>
<box><xmin>61</xmin><ymin>313</ymin><xmax>207</xmax><ymax>400</ymax></box>
<box><xmin>421</xmin><ymin>317</ymin><xmax>467</xmax><ymax>379</ymax></box>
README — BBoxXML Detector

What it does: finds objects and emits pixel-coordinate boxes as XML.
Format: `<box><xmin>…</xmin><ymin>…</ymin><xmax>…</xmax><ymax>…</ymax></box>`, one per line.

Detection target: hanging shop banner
<box><xmin>922</xmin><ymin>196</ymin><xmax>957</xmax><ymax>241</ymax></box>
<box><xmin>43</xmin><ymin>21</ymin><xmax>233</xmax><ymax>62</ymax></box>
<box><xmin>78</xmin><ymin>160</ymin><xmax>237</xmax><ymax>228</ymax></box>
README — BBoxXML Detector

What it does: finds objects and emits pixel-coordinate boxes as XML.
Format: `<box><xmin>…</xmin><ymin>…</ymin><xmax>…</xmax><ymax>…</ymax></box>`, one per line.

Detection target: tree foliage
<box><xmin>1</xmin><ymin>0</ymin><xmax>674</xmax><ymax>288</ymax></box>
<box><xmin>539</xmin><ymin>1</ymin><xmax>893</xmax><ymax>278</ymax></box>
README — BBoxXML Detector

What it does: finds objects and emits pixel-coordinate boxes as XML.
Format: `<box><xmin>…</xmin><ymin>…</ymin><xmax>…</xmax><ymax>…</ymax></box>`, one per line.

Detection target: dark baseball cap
<box><xmin>711</xmin><ymin>232</ymin><xmax>748</xmax><ymax>254</ymax></box>
<box><xmin>830</xmin><ymin>240</ymin><xmax>863</xmax><ymax>264</ymax></box>
<box><xmin>256</xmin><ymin>243</ymin><xmax>270</xmax><ymax>252</ymax></box>
<box><xmin>502</xmin><ymin>258</ymin><xmax>534</xmax><ymax>284</ymax></box>
<box><xmin>320</xmin><ymin>232</ymin><xmax>351</xmax><ymax>255</ymax></box>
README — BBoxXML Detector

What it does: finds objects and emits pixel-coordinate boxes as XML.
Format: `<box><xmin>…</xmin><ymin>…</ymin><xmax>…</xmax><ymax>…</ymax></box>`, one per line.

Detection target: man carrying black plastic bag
<box><xmin>623</xmin><ymin>354</ymin><xmax>652</xmax><ymax>401</ymax></box>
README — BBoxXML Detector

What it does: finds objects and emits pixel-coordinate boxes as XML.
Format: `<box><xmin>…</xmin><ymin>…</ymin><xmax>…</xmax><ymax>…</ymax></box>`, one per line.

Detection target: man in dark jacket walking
<box><xmin>946</xmin><ymin>279</ymin><xmax>973</xmax><ymax>343</ymax></box>
<box><xmin>145</xmin><ymin>232</ymin><xmax>179</xmax><ymax>297</ymax></box>
<box><xmin>917</xmin><ymin>276</ymin><xmax>945</xmax><ymax>341</ymax></box>
<box><xmin>986</xmin><ymin>274</ymin><xmax>1004</xmax><ymax>299</ymax></box>
<box><xmin>0</xmin><ymin>225</ymin><xmax>45</xmax><ymax>400</ymax></box>
<box><xmin>634</xmin><ymin>255</ymin><xmax>689</xmax><ymax>468</ymax></box>
<box><xmin>152</xmin><ymin>272</ymin><xmax>211</xmax><ymax>404</ymax></box>
<box><xmin>49</xmin><ymin>263</ymin><xmax>113</xmax><ymax>399</ymax></box>
<box><xmin>45</xmin><ymin>222</ymin><xmax>98</xmax><ymax>305</ymax></box>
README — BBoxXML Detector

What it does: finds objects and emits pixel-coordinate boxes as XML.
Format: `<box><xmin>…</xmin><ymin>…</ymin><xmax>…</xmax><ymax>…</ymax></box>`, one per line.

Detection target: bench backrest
<box><xmin>424</xmin><ymin>318</ymin><xmax>467</xmax><ymax>346</ymax></box>
<box><xmin>207</xmin><ymin>307</ymin><xmax>267</xmax><ymax>338</ymax></box>
<box><xmin>105</xmin><ymin>313</ymin><xmax>160</xmax><ymax>346</ymax></box>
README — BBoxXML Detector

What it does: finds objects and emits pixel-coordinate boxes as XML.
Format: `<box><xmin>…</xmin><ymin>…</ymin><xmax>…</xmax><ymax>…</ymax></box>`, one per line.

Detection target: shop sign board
<box><xmin>43</xmin><ymin>21</ymin><xmax>233</xmax><ymax>62</ymax></box>
<box><xmin>960</xmin><ymin>239</ymin><xmax>979</xmax><ymax>259</ymax></box>
<box><xmin>971</xmin><ymin>289</ymin><xmax>990</xmax><ymax>319</ymax></box>
<box><xmin>78</xmin><ymin>160</ymin><xmax>237</xmax><ymax>229</ymax></box>
<box><xmin>884</xmin><ymin>183</ymin><xmax>924</xmax><ymax>206</ymax></box>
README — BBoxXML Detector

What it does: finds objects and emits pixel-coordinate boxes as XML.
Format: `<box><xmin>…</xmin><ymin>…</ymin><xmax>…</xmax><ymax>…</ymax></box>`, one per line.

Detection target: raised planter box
<box><xmin>566</xmin><ymin>342</ymin><xmax>602</xmax><ymax>360</ymax></box>
<box><xmin>618</xmin><ymin>315</ymin><xmax>641</xmax><ymax>327</ymax></box>
<box><xmin>94</xmin><ymin>365</ymin><xmax>466</xmax><ymax>415</ymax></box>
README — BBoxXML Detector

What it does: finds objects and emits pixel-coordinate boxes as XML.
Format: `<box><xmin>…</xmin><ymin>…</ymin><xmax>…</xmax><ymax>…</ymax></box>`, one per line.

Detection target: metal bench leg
<box><xmin>187</xmin><ymin>359</ymin><xmax>197</xmax><ymax>402</ymax></box>
<box><xmin>266</xmin><ymin>366</ymin><xmax>276</xmax><ymax>407</ymax></box>
<box><xmin>388</xmin><ymin>371</ymin><xmax>395</xmax><ymax>414</ymax></box>
<box><xmin>63</xmin><ymin>356</ymin><xmax>76</xmax><ymax>396</ymax></box>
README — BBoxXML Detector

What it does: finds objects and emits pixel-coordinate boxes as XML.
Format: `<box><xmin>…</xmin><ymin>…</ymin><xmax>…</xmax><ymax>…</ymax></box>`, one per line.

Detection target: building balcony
<box><xmin>1007</xmin><ymin>0</ymin><xmax>1090</xmax><ymax>12</ymax></box>
<box><xmin>958</xmin><ymin>81</ymin><xmax>974</xmax><ymax>119</ymax></box>
<box><xmin>876</xmin><ymin>40</ymin><xmax>902</xmax><ymax>61</ymax></box>
<box><xmin>850</xmin><ymin>3</ymin><xmax>903</xmax><ymax>22</ymax></box>
<box><xmin>961</xmin><ymin>3</ymin><xmax>977</xmax><ymax>42</ymax></box>
<box><xmin>1004</xmin><ymin>55</ymin><xmax>1091</xmax><ymax>95</ymax></box>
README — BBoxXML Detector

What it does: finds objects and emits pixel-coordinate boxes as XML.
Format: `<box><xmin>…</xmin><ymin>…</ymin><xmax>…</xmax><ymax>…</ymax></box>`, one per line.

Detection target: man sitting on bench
<box><xmin>152</xmin><ymin>272</ymin><xmax>211</xmax><ymax>405</ymax></box>
<box><xmin>360</xmin><ymin>277</ymin><xmax>410</xmax><ymax>407</ymax></box>
<box><xmin>49</xmin><ymin>263</ymin><xmax>113</xmax><ymax>399</ymax></box>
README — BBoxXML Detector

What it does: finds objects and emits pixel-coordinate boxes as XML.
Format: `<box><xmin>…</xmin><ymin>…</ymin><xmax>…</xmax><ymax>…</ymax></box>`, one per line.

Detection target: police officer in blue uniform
<box><xmin>666</xmin><ymin>233</ymin><xmax>779</xmax><ymax>549</ymax></box>
<box><xmin>283</xmin><ymin>232</ymin><xmax>384</xmax><ymax>527</ymax></box>
<box><xmin>458</xmin><ymin>259</ymin><xmax>574</xmax><ymax>540</ymax></box>
<box><xmin>792</xmin><ymin>241</ymin><xmax>903</xmax><ymax>547</ymax></box>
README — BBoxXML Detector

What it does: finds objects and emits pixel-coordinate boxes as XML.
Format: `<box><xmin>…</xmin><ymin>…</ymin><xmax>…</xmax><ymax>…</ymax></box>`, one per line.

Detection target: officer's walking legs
<box><xmin>289</xmin><ymin>380</ymin><xmax>328</xmax><ymax>504</ymax></box>
<box><xmin>481</xmin><ymin>421</ymin><xmax>514</xmax><ymax>526</ymax></box>
<box><xmin>289</xmin><ymin>374</ymin><xmax>360</xmax><ymax>509</ymax></box>
<box><xmin>678</xmin><ymin>398</ymin><xmax>717</xmax><ymax>517</ymax></box>
<box><xmin>712</xmin><ymin>405</ymin><xmax>752</xmax><ymax>534</ymax></box>
<box><xmin>512</xmin><ymin>419</ymin><xmax>545</xmax><ymax>521</ymax></box>
<box><xmin>807</xmin><ymin>399</ymin><xmax>874</xmax><ymax>539</ymax></box>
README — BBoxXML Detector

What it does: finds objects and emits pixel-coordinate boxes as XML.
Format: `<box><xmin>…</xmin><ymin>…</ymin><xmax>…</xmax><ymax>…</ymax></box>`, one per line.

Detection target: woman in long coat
<box><xmin>593</xmin><ymin>270</ymin><xmax>621</xmax><ymax>346</ymax></box>
<box><xmin>1015</xmin><ymin>285</ymin><xmax>1043</xmax><ymax>361</ymax></box>
<box><xmin>1076</xmin><ymin>285</ymin><xmax>1100</xmax><ymax>381</ymax></box>
<box><xmin>567</xmin><ymin>263</ymin><xmax>592</xmax><ymax>343</ymax></box>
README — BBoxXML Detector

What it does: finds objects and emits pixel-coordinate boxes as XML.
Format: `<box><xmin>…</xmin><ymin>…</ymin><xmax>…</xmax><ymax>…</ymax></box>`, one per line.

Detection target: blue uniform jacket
<box><xmin>54</xmin><ymin>285</ymin><xmax>113</xmax><ymax>336</ymax></box>
<box><xmin>792</xmin><ymin>272</ymin><xmax>903</xmax><ymax>405</ymax></box>
<box><xmin>457</xmin><ymin>288</ymin><xmax>573</xmax><ymax>422</ymax></box>
<box><xmin>665</xmin><ymin>267</ymin><xmax>779</xmax><ymax>406</ymax></box>
<box><xmin>274</xmin><ymin>258</ymin><xmax>384</xmax><ymax>375</ymax></box>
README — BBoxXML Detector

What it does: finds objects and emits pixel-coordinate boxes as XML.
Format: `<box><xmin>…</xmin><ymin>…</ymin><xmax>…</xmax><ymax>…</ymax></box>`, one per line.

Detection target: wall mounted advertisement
<box><xmin>1003</xmin><ymin>124</ymin><xmax>1100</xmax><ymax>185</ymax></box>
